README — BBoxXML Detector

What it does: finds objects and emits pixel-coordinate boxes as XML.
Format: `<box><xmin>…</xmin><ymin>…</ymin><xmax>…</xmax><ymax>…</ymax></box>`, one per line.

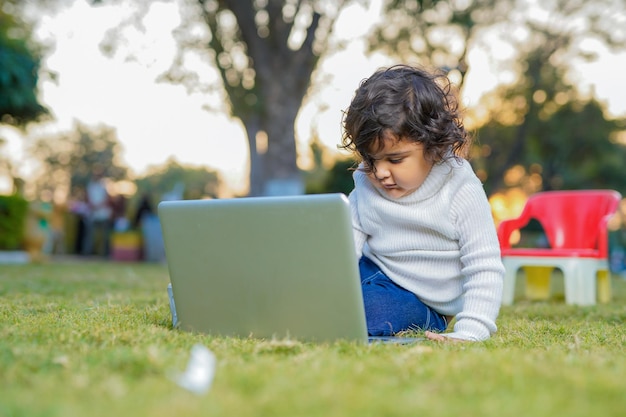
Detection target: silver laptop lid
<box><xmin>158</xmin><ymin>193</ymin><xmax>368</xmax><ymax>343</ymax></box>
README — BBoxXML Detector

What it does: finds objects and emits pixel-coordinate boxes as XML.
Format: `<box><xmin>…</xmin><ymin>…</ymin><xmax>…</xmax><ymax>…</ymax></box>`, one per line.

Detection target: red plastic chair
<box><xmin>498</xmin><ymin>190</ymin><xmax>622</xmax><ymax>305</ymax></box>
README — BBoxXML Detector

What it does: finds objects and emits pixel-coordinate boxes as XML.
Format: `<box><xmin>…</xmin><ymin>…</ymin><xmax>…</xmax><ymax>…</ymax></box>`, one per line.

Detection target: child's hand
<box><xmin>425</xmin><ymin>331</ymin><xmax>466</xmax><ymax>343</ymax></box>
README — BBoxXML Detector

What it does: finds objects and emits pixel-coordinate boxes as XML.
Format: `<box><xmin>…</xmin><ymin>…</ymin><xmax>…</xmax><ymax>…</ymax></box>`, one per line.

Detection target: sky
<box><xmin>1</xmin><ymin>0</ymin><xmax>626</xmax><ymax>197</ymax></box>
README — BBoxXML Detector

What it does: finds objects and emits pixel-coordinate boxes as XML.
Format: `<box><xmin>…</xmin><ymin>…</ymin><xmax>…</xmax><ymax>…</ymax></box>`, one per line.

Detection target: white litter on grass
<box><xmin>171</xmin><ymin>344</ymin><xmax>216</xmax><ymax>395</ymax></box>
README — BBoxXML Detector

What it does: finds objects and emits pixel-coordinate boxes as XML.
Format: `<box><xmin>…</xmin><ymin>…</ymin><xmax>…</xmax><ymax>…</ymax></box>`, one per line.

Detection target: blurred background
<box><xmin>1</xmin><ymin>0</ymin><xmax>625</xmax><ymax>270</ymax></box>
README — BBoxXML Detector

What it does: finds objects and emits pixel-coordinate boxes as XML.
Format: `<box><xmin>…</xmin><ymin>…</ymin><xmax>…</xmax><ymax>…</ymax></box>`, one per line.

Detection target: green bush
<box><xmin>0</xmin><ymin>194</ymin><xmax>28</xmax><ymax>250</ymax></box>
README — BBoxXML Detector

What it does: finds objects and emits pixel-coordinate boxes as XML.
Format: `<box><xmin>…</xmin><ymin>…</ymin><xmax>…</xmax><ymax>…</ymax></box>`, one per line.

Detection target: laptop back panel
<box><xmin>158</xmin><ymin>193</ymin><xmax>368</xmax><ymax>343</ymax></box>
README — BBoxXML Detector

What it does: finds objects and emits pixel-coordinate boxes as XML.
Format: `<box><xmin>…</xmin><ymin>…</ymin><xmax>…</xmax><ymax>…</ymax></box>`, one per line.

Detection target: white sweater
<box><xmin>348</xmin><ymin>158</ymin><xmax>504</xmax><ymax>341</ymax></box>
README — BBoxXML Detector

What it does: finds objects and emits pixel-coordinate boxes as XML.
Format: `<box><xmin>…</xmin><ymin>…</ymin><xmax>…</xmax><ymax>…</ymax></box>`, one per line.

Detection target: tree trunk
<box><xmin>260</xmin><ymin>78</ymin><xmax>303</xmax><ymax>196</ymax></box>
<box><xmin>241</xmin><ymin>114</ymin><xmax>264</xmax><ymax>197</ymax></box>
<box><xmin>204</xmin><ymin>0</ymin><xmax>329</xmax><ymax>196</ymax></box>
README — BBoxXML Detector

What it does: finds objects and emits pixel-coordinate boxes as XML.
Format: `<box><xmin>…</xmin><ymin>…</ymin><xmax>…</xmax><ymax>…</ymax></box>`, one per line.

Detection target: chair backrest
<box><xmin>521</xmin><ymin>190</ymin><xmax>621</xmax><ymax>250</ymax></box>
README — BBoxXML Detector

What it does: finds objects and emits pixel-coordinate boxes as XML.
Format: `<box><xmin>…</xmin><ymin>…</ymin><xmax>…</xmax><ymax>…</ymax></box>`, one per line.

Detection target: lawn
<box><xmin>1</xmin><ymin>260</ymin><xmax>625</xmax><ymax>417</ymax></box>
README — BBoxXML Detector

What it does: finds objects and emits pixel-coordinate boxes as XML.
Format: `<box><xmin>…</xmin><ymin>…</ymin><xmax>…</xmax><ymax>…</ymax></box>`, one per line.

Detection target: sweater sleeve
<box><xmin>348</xmin><ymin>189</ymin><xmax>368</xmax><ymax>259</ymax></box>
<box><xmin>444</xmin><ymin>177</ymin><xmax>504</xmax><ymax>341</ymax></box>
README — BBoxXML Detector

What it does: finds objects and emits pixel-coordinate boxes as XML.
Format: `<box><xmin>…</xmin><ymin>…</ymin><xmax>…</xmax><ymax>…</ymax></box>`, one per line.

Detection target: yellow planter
<box><xmin>110</xmin><ymin>231</ymin><xmax>142</xmax><ymax>261</ymax></box>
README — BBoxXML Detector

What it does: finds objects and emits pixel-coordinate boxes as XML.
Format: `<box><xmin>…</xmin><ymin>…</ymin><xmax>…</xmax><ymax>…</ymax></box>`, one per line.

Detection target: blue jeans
<box><xmin>359</xmin><ymin>256</ymin><xmax>448</xmax><ymax>336</ymax></box>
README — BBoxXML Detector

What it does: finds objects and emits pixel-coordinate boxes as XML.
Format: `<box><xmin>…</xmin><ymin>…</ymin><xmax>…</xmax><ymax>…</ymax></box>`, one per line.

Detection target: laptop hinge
<box><xmin>167</xmin><ymin>283</ymin><xmax>179</xmax><ymax>328</ymax></box>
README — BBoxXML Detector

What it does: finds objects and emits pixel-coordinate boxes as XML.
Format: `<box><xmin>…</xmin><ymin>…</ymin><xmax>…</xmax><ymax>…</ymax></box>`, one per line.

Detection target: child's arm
<box><xmin>348</xmin><ymin>190</ymin><xmax>368</xmax><ymax>257</ymax></box>
<box><xmin>444</xmin><ymin>179</ymin><xmax>505</xmax><ymax>341</ymax></box>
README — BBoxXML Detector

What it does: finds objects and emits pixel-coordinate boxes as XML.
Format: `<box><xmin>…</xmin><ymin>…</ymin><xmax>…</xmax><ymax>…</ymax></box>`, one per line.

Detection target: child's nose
<box><xmin>374</xmin><ymin>163</ymin><xmax>390</xmax><ymax>180</ymax></box>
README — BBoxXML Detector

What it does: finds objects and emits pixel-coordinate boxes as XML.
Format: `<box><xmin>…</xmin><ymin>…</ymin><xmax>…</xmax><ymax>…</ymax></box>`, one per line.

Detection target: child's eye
<box><xmin>389</xmin><ymin>158</ymin><xmax>403</xmax><ymax>164</ymax></box>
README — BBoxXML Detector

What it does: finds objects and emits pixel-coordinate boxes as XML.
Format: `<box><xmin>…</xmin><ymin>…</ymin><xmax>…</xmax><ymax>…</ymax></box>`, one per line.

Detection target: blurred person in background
<box><xmin>82</xmin><ymin>165</ymin><xmax>112</xmax><ymax>257</ymax></box>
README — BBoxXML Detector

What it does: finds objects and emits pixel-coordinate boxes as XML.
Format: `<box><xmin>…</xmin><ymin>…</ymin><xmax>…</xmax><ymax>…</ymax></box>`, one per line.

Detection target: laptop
<box><xmin>159</xmin><ymin>193</ymin><xmax>422</xmax><ymax>344</ymax></box>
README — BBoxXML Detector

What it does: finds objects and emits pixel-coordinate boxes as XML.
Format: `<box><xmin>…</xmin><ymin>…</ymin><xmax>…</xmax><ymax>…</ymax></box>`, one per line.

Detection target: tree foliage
<box><xmin>134</xmin><ymin>158</ymin><xmax>222</xmax><ymax>201</ymax></box>
<box><xmin>485</xmin><ymin>1</ymin><xmax>624</xmax><ymax>187</ymax></box>
<box><xmin>369</xmin><ymin>0</ymin><xmax>626</xmax><ymax>196</ymax></box>
<box><xmin>305</xmin><ymin>157</ymin><xmax>354</xmax><ymax>195</ymax></box>
<box><xmin>469</xmin><ymin>0</ymin><xmax>626</xmax><ymax>196</ymax></box>
<box><xmin>370</xmin><ymin>0</ymin><xmax>626</xmax><ymax>92</ymax></box>
<box><xmin>0</xmin><ymin>1</ymin><xmax>49</xmax><ymax>126</ymax></box>
<box><xmin>369</xmin><ymin>0</ymin><xmax>511</xmax><ymax>89</ymax></box>
<box><xmin>28</xmin><ymin>123</ymin><xmax>129</xmax><ymax>198</ymax></box>
<box><xmin>303</xmin><ymin>137</ymin><xmax>354</xmax><ymax>195</ymax></box>
<box><xmin>475</xmin><ymin>95</ymin><xmax>626</xmax><ymax>196</ymax></box>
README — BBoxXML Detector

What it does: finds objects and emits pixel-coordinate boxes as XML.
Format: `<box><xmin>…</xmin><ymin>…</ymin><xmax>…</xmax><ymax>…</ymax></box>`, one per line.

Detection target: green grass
<box><xmin>1</xmin><ymin>261</ymin><xmax>625</xmax><ymax>417</ymax></box>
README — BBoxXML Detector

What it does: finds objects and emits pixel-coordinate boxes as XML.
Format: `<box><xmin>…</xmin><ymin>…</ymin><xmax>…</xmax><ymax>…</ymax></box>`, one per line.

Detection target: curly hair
<box><xmin>341</xmin><ymin>65</ymin><xmax>471</xmax><ymax>172</ymax></box>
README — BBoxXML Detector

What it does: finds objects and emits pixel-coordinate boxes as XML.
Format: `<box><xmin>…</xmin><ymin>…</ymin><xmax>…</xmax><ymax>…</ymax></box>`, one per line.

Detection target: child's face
<box><xmin>365</xmin><ymin>137</ymin><xmax>433</xmax><ymax>199</ymax></box>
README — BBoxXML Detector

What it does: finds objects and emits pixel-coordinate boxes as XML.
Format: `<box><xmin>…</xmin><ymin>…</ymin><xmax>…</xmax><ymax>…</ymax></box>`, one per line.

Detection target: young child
<box><xmin>341</xmin><ymin>65</ymin><xmax>504</xmax><ymax>342</ymax></box>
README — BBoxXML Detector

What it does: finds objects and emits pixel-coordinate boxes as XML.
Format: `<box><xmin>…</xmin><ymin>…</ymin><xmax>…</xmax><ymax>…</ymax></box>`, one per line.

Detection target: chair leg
<box><xmin>597</xmin><ymin>269</ymin><xmax>612</xmax><ymax>304</ymax></box>
<box><xmin>501</xmin><ymin>260</ymin><xmax>518</xmax><ymax>305</ymax></box>
<box><xmin>563</xmin><ymin>261</ymin><xmax>598</xmax><ymax>306</ymax></box>
<box><xmin>562</xmin><ymin>262</ymin><xmax>580</xmax><ymax>305</ymax></box>
<box><xmin>502</xmin><ymin>257</ymin><xmax>609</xmax><ymax>306</ymax></box>
<box><xmin>522</xmin><ymin>266</ymin><xmax>553</xmax><ymax>300</ymax></box>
